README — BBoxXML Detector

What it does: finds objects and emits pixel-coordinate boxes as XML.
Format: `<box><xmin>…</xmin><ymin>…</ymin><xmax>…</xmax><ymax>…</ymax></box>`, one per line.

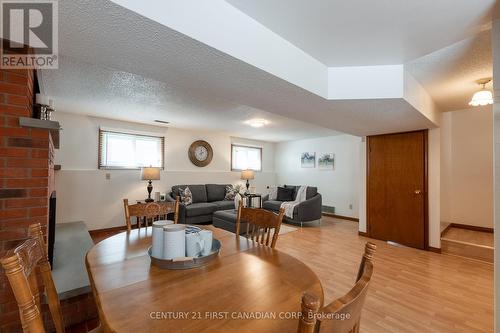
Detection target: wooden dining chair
<box><xmin>297</xmin><ymin>242</ymin><xmax>377</xmax><ymax>333</ymax></box>
<box><xmin>123</xmin><ymin>197</ymin><xmax>180</xmax><ymax>231</ymax></box>
<box><xmin>0</xmin><ymin>224</ymin><xmax>102</xmax><ymax>333</ymax></box>
<box><xmin>236</xmin><ymin>201</ymin><xmax>285</xmax><ymax>248</ymax></box>
<box><xmin>159</xmin><ymin>199</ymin><xmax>180</xmax><ymax>224</ymax></box>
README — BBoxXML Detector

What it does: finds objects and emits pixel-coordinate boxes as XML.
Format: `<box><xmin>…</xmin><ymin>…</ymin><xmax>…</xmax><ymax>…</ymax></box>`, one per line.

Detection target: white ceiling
<box><xmin>39</xmin><ymin>0</ymin><xmax>437</xmax><ymax>143</ymax></box>
<box><xmin>41</xmin><ymin>56</ymin><xmax>339</xmax><ymax>142</ymax></box>
<box><xmin>38</xmin><ymin>0</ymin><xmax>497</xmax><ymax>141</ymax></box>
<box><xmin>225</xmin><ymin>0</ymin><xmax>496</xmax><ymax>66</ymax></box>
<box><xmin>406</xmin><ymin>30</ymin><xmax>492</xmax><ymax>112</ymax></box>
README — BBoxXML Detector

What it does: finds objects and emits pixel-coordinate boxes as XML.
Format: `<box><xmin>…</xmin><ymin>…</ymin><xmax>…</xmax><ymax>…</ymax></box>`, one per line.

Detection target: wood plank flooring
<box><xmin>277</xmin><ymin>217</ymin><xmax>493</xmax><ymax>333</ymax></box>
<box><xmin>89</xmin><ymin>217</ymin><xmax>493</xmax><ymax>333</ymax></box>
<box><xmin>441</xmin><ymin>227</ymin><xmax>494</xmax><ymax>263</ymax></box>
<box><xmin>442</xmin><ymin>227</ymin><xmax>494</xmax><ymax>247</ymax></box>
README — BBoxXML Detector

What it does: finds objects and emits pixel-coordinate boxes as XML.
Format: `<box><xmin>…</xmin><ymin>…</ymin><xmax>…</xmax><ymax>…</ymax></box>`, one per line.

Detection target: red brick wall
<box><xmin>0</xmin><ymin>67</ymin><xmax>53</xmax><ymax>332</ymax></box>
<box><xmin>0</xmin><ymin>68</ymin><xmax>97</xmax><ymax>332</ymax></box>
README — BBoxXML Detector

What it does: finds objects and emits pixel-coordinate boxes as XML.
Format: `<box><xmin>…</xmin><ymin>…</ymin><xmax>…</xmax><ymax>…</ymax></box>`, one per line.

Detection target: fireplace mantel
<box><xmin>19</xmin><ymin>116</ymin><xmax>61</xmax><ymax>148</ymax></box>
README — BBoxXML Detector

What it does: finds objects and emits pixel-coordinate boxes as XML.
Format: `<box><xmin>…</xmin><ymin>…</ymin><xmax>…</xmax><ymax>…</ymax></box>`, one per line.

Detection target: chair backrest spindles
<box><xmin>28</xmin><ymin>224</ymin><xmax>66</xmax><ymax>333</ymax></box>
<box><xmin>123</xmin><ymin>197</ymin><xmax>180</xmax><ymax>231</ymax></box>
<box><xmin>236</xmin><ymin>201</ymin><xmax>284</xmax><ymax>248</ymax></box>
<box><xmin>1</xmin><ymin>253</ymin><xmax>45</xmax><ymax>333</ymax></box>
<box><xmin>297</xmin><ymin>242</ymin><xmax>377</xmax><ymax>333</ymax></box>
<box><xmin>1</xmin><ymin>223</ymin><xmax>68</xmax><ymax>333</ymax></box>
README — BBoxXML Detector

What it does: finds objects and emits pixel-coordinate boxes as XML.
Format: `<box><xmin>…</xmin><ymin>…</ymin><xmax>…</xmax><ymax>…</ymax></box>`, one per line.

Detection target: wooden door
<box><xmin>367</xmin><ymin>130</ymin><xmax>427</xmax><ymax>249</ymax></box>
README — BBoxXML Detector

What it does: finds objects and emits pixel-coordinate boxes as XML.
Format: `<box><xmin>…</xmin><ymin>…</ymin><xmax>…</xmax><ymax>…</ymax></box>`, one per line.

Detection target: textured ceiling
<box><xmin>38</xmin><ymin>0</ymin><xmax>436</xmax><ymax>140</ymax></box>
<box><xmin>226</xmin><ymin>0</ymin><xmax>495</xmax><ymax>66</ymax></box>
<box><xmin>40</xmin><ymin>56</ymin><xmax>339</xmax><ymax>142</ymax></box>
<box><xmin>406</xmin><ymin>30</ymin><xmax>492</xmax><ymax>112</ymax></box>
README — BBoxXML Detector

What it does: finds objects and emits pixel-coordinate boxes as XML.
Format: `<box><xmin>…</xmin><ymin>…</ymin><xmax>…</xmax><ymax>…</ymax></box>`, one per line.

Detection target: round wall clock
<box><xmin>188</xmin><ymin>140</ymin><xmax>213</xmax><ymax>167</ymax></box>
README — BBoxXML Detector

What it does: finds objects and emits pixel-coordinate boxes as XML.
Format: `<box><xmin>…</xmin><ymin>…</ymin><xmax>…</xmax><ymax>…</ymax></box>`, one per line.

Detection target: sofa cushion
<box><xmin>185</xmin><ymin>202</ymin><xmax>218</xmax><ymax>217</ymax></box>
<box><xmin>212</xmin><ymin>200</ymin><xmax>235</xmax><ymax>211</ymax></box>
<box><xmin>184</xmin><ymin>214</ymin><xmax>213</xmax><ymax>224</ymax></box>
<box><xmin>277</xmin><ymin>187</ymin><xmax>294</xmax><ymax>201</ymax></box>
<box><xmin>206</xmin><ymin>184</ymin><xmax>229</xmax><ymax>202</ymax></box>
<box><xmin>262</xmin><ymin>200</ymin><xmax>283</xmax><ymax>212</ymax></box>
<box><xmin>284</xmin><ymin>185</ymin><xmax>317</xmax><ymax>200</ymax></box>
<box><xmin>284</xmin><ymin>185</ymin><xmax>297</xmax><ymax>200</ymax></box>
<box><xmin>306</xmin><ymin>187</ymin><xmax>318</xmax><ymax>199</ymax></box>
<box><xmin>172</xmin><ymin>185</ymin><xmax>207</xmax><ymax>203</ymax></box>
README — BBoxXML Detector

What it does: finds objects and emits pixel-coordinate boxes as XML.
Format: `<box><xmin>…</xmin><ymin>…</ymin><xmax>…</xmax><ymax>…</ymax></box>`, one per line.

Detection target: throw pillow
<box><xmin>276</xmin><ymin>186</ymin><xmax>294</xmax><ymax>202</ymax></box>
<box><xmin>180</xmin><ymin>186</ymin><xmax>193</xmax><ymax>206</ymax></box>
<box><xmin>224</xmin><ymin>185</ymin><xmax>237</xmax><ymax>201</ymax></box>
<box><xmin>268</xmin><ymin>186</ymin><xmax>278</xmax><ymax>200</ymax></box>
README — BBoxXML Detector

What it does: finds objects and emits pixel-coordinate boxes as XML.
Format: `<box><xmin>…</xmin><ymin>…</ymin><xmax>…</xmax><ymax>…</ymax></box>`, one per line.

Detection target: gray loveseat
<box><xmin>262</xmin><ymin>185</ymin><xmax>322</xmax><ymax>226</ymax></box>
<box><xmin>166</xmin><ymin>184</ymin><xmax>235</xmax><ymax>224</ymax></box>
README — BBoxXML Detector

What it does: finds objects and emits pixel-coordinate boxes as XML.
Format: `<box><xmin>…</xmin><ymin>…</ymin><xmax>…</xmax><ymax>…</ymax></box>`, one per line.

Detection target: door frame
<box><xmin>366</xmin><ymin>130</ymin><xmax>429</xmax><ymax>250</ymax></box>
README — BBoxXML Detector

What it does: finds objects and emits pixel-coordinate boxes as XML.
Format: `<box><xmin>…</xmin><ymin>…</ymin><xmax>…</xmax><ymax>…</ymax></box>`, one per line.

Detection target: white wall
<box><xmin>358</xmin><ymin>139</ymin><xmax>367</xmax><ymax>232</ymax></box>
<box><xmin>441</xmin><ymin>106</ymin><xmax>494</xmax><ymax>228</ymax></box>
<box><xmin>328</xmin><ymin>65</ymin><xmax>403</xmax><ymax>99</ymax></box>
<box><xmin>428</xmin><ymin>127</ymin><xmax>441</xmax><ymax>248</ymax></box>
<box><xmin>53</xmin><ymin>112</ymin><xmax>276</xmax><ymax>230</ymax></box>
<box><xmin>492</xmin><ymin>13</ymin><xmax>500</xmax><ymax>333</ymax></box>
<box><xmin>274</xmin><ymin>135</ymin><xmax>361</xmax><ymax>218</ymax></box>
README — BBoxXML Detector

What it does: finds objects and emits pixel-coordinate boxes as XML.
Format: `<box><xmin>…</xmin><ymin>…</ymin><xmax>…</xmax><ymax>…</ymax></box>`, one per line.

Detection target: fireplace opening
<box><xmin>48</xmin><ymin>191</ymin><xmax>56</xmax><ymax>268</ymax></box>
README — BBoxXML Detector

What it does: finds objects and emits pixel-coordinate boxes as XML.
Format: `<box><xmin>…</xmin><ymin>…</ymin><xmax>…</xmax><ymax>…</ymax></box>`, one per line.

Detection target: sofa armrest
<box><xmin>295</xmin><ymin>194</ymin><xmax>322</xmax><ymax>222</ymax></box>
<box><xmin>262</xmin><ymin>194</ymin><xmax>269</xmax><ymax>202</ymax></box>
<box><xmin>165</xmin><ymin>193</ymin><xmax>176</xmax><ymax>202</ymax></box>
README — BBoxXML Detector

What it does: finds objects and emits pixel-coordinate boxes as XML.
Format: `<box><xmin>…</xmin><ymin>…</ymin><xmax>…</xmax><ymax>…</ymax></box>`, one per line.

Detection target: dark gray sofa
<box><xmin>166</xmin><ymin>184</ymin><xmax>235</xmax><ymax>224</ymax></box>
<box><xmin>262</xmin><ymin>185</ymin><xmax>322</xmax><ymax>226</ymax></box>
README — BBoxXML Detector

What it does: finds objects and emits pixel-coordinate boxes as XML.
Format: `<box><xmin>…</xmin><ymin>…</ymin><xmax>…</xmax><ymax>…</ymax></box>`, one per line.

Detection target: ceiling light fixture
<box><xmin>469</xmin><ymin>78</ymin><xmax>493</xmax><ymax>107</ymax></box>
<box><xmin>245</xmin><ymin>118</ymin><xmax>269</xmax><ymax>128</ymax></box>
<box><xmin>154</xmin><ymin>120</ymin><xmax>170</xmax><ymax>124</ymax></box>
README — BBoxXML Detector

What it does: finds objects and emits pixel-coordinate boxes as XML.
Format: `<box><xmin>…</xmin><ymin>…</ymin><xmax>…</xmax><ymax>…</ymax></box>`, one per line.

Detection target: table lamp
<box><xmin>240</xmin><ymin>169</ymin><xmax>255</xmax><ymax>194</ymax></box>
<box><xmin>141</xmin><ymin>167</ymin><xmax>161</xmax><ymax>202</ymax></box>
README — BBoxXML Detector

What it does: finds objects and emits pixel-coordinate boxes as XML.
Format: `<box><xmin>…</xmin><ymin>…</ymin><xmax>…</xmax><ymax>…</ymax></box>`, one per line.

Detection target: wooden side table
<box><xmin>245</xmin><ymin>193</ymin><xmax>262</xmax><ymax>208</ymax></box>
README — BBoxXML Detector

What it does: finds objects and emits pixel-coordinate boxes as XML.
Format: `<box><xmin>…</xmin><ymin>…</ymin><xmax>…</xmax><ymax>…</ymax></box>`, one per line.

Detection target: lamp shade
<box><xmin>469</xmin><ymin>89</ymin><xmax>493</xmax><ymax>106</ymax></box>
<box><xmin>240</xmin><ymin>169</ymin><xmax>255</xmax><ymax>180</ymax></box>
<box><xmin>141</xmin><ymin>167</ymin><xmax>161</xmax><ymax>180</ymax></box>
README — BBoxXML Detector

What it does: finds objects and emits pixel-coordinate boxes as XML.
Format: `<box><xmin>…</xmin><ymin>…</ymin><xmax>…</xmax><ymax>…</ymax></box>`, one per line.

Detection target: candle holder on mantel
<box><xmin>35</xmin><ymin>93</ymin><xmax>55</xmax><ymax>120</ymax></box>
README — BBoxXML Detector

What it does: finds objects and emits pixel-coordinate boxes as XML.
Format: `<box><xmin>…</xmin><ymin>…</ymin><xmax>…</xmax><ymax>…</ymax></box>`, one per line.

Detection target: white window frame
<box><xmin>98</xmin><ymin>129</ymin><xmax>165</xmax><ymax>169</ymax></box>
<box><xmin>231</xmin><ymin>144</ymin><xmax>262</xmax><ymax>171</ymax></box>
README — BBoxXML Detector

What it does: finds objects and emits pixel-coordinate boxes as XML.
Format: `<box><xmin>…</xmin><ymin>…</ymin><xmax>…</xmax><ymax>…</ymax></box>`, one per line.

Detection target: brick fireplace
<box><xmin>0</xmin><ymin>67</ymin><xmax>52</xmax><ymax>331</ymax></box>
<box><xmin>0</xmin><ymin>68</ymin><xmax>97</xmax><ymax>332</ymax></box>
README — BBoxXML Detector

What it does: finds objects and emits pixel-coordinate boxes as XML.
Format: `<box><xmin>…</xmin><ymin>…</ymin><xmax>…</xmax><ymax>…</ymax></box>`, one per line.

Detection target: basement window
<box><xmin>99</xmin><ymin>129</ymin><xmax>164</xmax><ymax>169</ymax></box>
<box><xmin>231</xmin><ymin>144</ymin><xmax>262</xmax><ymax>171</ymax></box>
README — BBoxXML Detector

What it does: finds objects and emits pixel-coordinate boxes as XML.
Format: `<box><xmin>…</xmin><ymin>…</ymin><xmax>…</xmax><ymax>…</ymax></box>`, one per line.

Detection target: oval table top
<box><xmin>86</xmin><ymin>226</ymin><xmax>324</xmax><ymax>333</ymax></box>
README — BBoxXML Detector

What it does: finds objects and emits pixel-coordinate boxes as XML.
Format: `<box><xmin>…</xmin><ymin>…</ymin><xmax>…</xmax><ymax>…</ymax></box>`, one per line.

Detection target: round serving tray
<box><xmin>148</xmin><ymin>238</ymin><xmax>221</xmax><ymax>270</ymax></box>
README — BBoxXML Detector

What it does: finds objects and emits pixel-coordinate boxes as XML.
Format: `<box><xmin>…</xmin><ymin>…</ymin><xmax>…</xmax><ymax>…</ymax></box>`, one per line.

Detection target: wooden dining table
<box><xmin>85</xmin><ymin>226</ymin><xmax>324</xmax><ymax>333</ymax></box>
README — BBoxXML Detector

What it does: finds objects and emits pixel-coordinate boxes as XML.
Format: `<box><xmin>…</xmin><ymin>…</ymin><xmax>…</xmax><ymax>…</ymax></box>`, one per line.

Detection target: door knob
<box><xmin>414</xmin><ymin>190</ymin><xmax>422</xmax><ymax>194</ymax></box>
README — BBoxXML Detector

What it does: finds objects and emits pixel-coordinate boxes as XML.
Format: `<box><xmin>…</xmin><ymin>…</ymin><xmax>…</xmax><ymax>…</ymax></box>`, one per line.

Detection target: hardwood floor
<box><xmin>441</xmin><ymin>227</ymin><xmax>494</xmax><ymax>247</ymax></box>
<box><xmin>441</xmin><ymin>227</ymin><xmax>494</xmax><ymax>263</ymax></box>
<box><xmin>89</xmin><ymin>217</ymin><xmax>493</xmax><ymax>333</ymax></box>
<box><xmin>442</xmin><ymin>227</ymin><xmax>494</xmax><ymax>247</ymax></box>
